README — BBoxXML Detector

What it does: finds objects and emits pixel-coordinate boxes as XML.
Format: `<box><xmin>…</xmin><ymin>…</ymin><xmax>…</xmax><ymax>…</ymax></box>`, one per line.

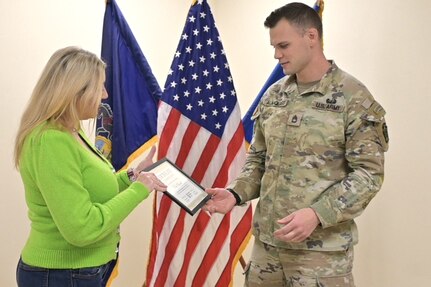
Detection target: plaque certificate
<box><xmin>144</xmin><ymin>158</ymin><xmax>211</xmax><ymax>215</ymax></box>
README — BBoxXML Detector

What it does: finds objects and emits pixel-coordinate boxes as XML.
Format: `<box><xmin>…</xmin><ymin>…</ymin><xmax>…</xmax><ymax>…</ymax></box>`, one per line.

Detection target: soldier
<box><xmin>204</xmin><ymin>2</ymin><xmax>388</xmax><ymax>286</ymax></box>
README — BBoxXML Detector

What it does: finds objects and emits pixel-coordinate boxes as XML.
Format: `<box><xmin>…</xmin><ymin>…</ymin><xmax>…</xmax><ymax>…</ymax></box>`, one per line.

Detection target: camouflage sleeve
<box><xmin>311</xmin><ymin>96</ymin><xmax>389</xmax><ymax>228</ymax></box>
<box><xmin>228</xmin><ymin>105</ymin><xmax>266</xmax><ymax>203</ymax></box>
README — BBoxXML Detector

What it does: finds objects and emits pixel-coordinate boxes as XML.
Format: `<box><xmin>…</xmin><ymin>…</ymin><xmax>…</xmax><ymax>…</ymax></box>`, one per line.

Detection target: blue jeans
<box><xmin>16</xmin><ymin>258</ymin><xmax>117</xmax><ymax>287</ymax></box>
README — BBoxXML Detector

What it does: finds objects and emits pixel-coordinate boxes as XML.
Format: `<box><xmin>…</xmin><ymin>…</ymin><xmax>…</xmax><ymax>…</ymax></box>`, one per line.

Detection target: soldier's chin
<box><xmin>281</xmin><ymin>63</ymin><xmax>290</xmax><ymax>75</ymax></box>
<box><xmin>282</xmin><ymin>67</ymin><xmax>291</xmax><ymax>76</ymax></box>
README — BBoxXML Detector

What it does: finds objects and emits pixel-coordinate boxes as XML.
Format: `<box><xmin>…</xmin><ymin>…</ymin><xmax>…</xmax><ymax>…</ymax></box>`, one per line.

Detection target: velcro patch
<box><xmin>311</xmin><ymin>100</ymin><xmax>344</xmax><ymax>113</ymax></box>
<box><xmin>361</xmin><ymin>98</ymin><xmax>373</xmax><ymax>109</ymax></box>
<box><xmin>287</xmin><ymin>112</ymin><xmax>303</xmax><ymax>126</ymax></box>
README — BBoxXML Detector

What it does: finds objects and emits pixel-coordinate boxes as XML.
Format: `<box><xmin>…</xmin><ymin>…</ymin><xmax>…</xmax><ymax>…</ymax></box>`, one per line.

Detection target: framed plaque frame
<box><xmin>144</xmin><ymin>158</ymin><xmax>211</xmax><ymax>215</ymax></box>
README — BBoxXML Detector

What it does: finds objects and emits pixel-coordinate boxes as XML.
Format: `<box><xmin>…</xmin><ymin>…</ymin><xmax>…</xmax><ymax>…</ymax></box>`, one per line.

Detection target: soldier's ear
<box><xmin>306</xmin><ymin>28</ymin><xmax>319</xmax><ymax>45</ymax></box>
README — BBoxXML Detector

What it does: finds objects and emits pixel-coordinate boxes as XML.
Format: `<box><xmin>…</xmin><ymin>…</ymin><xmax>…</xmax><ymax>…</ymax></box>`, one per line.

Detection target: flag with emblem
<box><xmin>145</xmin><ymin>0</ymin><xmax>252</xmax><ymax>286</ymax></box>
<box><xmin>96</xmin><ymin>0</ymin><xmax>161</xmax><ymax>171</ymax></box>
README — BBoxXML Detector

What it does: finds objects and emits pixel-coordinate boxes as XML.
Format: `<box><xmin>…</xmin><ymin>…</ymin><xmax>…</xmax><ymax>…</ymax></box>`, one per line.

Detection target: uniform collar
<box><xmin>283</xmin><ymin>60</ymin><xmax>339</xmax><ymax>97</ymax></box>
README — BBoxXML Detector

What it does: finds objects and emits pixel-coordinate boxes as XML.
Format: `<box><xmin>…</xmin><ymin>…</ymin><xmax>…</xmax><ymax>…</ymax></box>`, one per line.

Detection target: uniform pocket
<box><xmin>290</xmin><ymin>274</ymin><xmax>316</xmax><ymax>286</ymax></box>
<box><xmin>317</xmin><ymin>272</ymin><xmax>355</xmax><ymax>287</ymax></box>
<box><xmin>245</xmin><ymin>260</ymin><xmax>286</xmax><ymax>286</ymax></box>
<box><xmin>290</xmin><ymin>272</ymin><xmax>354</xmax><ymax>287</ymax></box>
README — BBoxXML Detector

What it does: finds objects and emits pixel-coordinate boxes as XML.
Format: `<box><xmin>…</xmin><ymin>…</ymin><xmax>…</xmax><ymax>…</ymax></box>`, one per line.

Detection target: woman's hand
<box><xmin>136</xmin><ymin>172</ymin><xmax>167</xmax><ymax>193</ymax></box>
<box><xmin>135</xmin><ymin>146</ymin><xmax>157</xmax><ymax>173</ymax></box>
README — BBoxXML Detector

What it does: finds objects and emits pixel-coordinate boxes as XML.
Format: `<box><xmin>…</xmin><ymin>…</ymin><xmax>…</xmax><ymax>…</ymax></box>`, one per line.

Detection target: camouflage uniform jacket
<box><xmin>229</xmin><ymin>62</ymin><xmax>388</xmax><ymax>251</ymax></box>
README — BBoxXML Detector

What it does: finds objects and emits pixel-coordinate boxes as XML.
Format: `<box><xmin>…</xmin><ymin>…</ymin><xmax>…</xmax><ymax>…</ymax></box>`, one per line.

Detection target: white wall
<box><xmin>1</xmin><ymin>0</ymin><xmax>430</xmax><ymax>286</ymax></box>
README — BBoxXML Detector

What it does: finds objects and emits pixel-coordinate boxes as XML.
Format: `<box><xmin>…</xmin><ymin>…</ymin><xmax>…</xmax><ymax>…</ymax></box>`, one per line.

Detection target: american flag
<box><xmin>145</xmin><ymin>0</ymin><xmax>252</xmax><ymax>286</ymax></box>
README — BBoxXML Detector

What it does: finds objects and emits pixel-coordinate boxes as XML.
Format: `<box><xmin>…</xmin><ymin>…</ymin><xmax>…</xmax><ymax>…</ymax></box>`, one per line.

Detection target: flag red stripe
<box><xmin>173</xmin><ymin>128</ymin><xmax>245</xmax><ymax>285</ymax></box>
<box><xmin>149</xmin><ymin>124</ymin><xmax>248</xmax><ymax>286</ymax></box>
<box><xmin>165</xmin><ymin>133</ymin><xmax>220</xmax><ymax>286</ymax></box>
<box><xmin>145</xmin><ymin>194</ymin><xmax>159</xmax><ymax>285</ymax></box>
<box><xmin>153</xmin><ymin>120</ymin><xmax>213</xmax><ymax>286</ymax></box>
<box><xmin>153</xmin><ymin>210</ymin><xmax>186</xmax><ymax>287</ymax></box>
<box><xmin>156</xmin><ymin>196</ymin><xmax>174</xmax><ymax>236</ymax></box>
<box><xmin>215</xmin><ymin>206</ymin><xmax>253</xmax><ymax>287</ymax></box>
<box><xmin>191</xmin><ymin>214</ymin><xmax>231</xmax><ymax>287</ymax></box>
<box><xmin>147</xmin><ymin>196</ymin><xmax>174</xmax><ymax>285</ymax></box>
<box><xmin>212</xmin><ymin>123</ymin><xmax>245</xmax><ymax>187</ymax></box>
<box><xmin>190</xmin><ymin>134</ymin><xmax>220</xmax><ymax>183</ymax></box>
<box><xmin>175</xmin><ymin>122</ymin><xmax>200</xmax><ymax>168</ymax></box>
<box><xmin>147</xmin><ymin>107</ymin><xmax>180</xmax><ymax>285</ymax></box>
<box><xmin>158</xmin><ymin>108</ymin><xmax>181</xmax><ymax>159</ymax></box>
<box><xmin>173</xmin><ymin>212</ymin><xmax>211</xmax><ymax>287</ymax></box>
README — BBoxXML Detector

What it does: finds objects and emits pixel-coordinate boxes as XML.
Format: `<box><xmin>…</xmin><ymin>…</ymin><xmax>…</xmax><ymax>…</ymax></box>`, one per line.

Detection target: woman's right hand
<box><xmin>136</xmin><ymin>172</ymin><xmax>167</xmax><ymax>193</ymax></box>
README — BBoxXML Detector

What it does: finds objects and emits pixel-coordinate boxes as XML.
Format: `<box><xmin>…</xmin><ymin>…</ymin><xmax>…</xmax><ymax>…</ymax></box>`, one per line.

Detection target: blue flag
<box><xmin>96</xmin><ymin>0</ymin><xmax>161</xmax><ymax>170</ymax></box>
<box><xmin>241</xmin><ymin>0</ymin><xmax>324</xmax><ymax>144</ymax></box>
<box><xmin>242</xmin><ymin>65</ymin><xmax>284</xmax><ymax>143</ymax></box>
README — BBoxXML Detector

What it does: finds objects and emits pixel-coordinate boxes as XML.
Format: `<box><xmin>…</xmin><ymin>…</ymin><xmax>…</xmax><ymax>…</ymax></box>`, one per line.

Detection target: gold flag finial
<box><xmin>317</xmin><ymin>0</ymin><xmax>325</xmax><ymax>19</ymax></box>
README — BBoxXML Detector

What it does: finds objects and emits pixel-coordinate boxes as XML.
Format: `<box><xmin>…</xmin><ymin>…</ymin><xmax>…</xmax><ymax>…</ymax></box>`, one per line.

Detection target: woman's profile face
<box><xmin>78</xmin><ymin>81</ymin><xmax>108</xmax><ymax>120</ymax></box>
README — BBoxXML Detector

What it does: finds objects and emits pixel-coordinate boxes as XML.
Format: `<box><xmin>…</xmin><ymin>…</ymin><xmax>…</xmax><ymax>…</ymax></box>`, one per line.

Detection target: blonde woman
<box><xmin>14</xmin><ymin>46</ymin><xmax>167</xmax><ymax>287</ymax></box>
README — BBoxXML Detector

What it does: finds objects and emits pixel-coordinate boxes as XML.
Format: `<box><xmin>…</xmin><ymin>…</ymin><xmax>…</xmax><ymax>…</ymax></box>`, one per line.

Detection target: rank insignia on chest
<box><xmin>287</xmin><ymin>112</ymin><xmax>304</xmax><ymax>126</ymax></box>
<box><xmin>311</xmin><ymin>100</ymin><xmax>345</xmax><ymax>113</ymax></box>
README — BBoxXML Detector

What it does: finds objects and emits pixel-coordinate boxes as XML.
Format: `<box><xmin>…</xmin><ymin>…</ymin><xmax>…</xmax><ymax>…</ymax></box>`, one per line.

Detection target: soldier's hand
<box><xmin>273</xmin><ymin>208</ymin><xmax>320</xmax><ymax>243</ymax></box>
<box><xmin>203</xmin><ymin>188</ymin><xmax>236</xmax><ymax>214</ymax></box>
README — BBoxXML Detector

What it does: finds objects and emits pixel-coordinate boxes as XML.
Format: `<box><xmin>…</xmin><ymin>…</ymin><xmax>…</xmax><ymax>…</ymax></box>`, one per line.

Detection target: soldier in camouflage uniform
<box><xmin>204</xmin><ymin>2</ymin><xmax>388</xmax><ymax>286</ymax></box>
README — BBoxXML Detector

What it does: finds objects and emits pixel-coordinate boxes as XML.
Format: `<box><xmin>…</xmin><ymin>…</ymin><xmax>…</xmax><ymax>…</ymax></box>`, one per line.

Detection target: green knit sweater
<box><xmin>19</xmin><ymin>124</ymin><xmax>150</xmax><ymax>269</ymax></box>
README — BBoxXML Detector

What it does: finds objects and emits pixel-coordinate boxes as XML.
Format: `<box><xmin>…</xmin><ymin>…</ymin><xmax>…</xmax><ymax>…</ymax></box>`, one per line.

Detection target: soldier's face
<box><xmin>270</xmin><ymin>19</ymin><xmax>312</xmax><ymax>76</ymax></box>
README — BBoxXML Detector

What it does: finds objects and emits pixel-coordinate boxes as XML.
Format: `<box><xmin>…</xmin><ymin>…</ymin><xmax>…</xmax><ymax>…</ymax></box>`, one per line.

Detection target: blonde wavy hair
<box><xmin>14</xmin><ymin>46</ymin><xmax>106</xmax><ymax>168</ymax></box>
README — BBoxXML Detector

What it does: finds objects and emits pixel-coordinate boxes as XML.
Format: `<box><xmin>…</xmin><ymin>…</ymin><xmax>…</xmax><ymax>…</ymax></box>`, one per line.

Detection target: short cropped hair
<box><xmin>264</xmin><ymin>2</ymin><xmax>323</xmax><ymax>39</ymax></box>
